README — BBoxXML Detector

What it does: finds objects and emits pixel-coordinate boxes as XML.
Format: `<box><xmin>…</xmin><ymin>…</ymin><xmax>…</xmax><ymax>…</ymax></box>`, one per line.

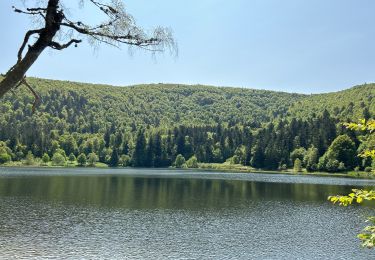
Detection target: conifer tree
<box><xmin>109</xmin><ymin>149</ymin><xmax>119</xmax><ymax>167</ymax></box>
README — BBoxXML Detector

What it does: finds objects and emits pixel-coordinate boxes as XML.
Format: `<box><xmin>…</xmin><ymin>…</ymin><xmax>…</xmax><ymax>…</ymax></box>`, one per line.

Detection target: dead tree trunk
<box><xmin>0</xmin><ymin>46</ymin><xmax>45</xmax><ymax>98</ymax></box>
<box><xmin>0</xmin><ymin>0</ymin><xmax>175</xmax><ymax>99</ymax></box>
<box><xmin>0</xmin><ymin>0</ymin><xmax>62</xmax><ymax>98</ymax></box>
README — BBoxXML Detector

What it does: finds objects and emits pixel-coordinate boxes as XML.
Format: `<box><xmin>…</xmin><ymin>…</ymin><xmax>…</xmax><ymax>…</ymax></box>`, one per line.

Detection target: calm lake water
<box><xmin>1</xmin><ymin>167</ymin><xmax>375</xmax><ymax>259</ymax></box>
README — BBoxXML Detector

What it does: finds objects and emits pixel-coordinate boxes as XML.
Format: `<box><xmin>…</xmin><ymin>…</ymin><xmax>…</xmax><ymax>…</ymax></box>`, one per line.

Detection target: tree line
<box><xmin>0</xmin><ymin>78</ymin><xmax>374</xmax><ymax>172</ymax></box>
<box><xmin>0</xmin><ymin>110</ymin><xmax>373</xmax><ymax>172</ymax></box>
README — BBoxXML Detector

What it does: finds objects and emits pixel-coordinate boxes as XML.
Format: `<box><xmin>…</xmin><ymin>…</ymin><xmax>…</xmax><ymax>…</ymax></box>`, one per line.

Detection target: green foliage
<box><xmin>174</xmin><ymin>154</ymin><xmax>186</xmax><ymax>168</ymax></box>
<box><xmin>60</xmin><ymin>135</ymin><xmax>78</xmax><ymax>157</ymax></box>
<box><xmin>42</xmin><ymin>153</ymin><xmax>50</xmax><ymax>164</ymax></box>
<box><xmin>350</xmin><ymin>120</ymin><xmax>375</xmax><ymax>160</ymax></box>
<box><xmin>329</xmin><ymin>189</ymin><xmax>375</xmax><ymax>206</ymax></box>
<box><xmin>186</xmin><ymin>155</ymin><xmax>199</xmax><ymax>168</ymax></box>
<box><xmin>0</xmin><ymin>142</ymin><xmax>12</xmax><ymax>164</ymax></box>
<box><xmin>317</xmin><ymin>154</ymin><xmax>328</xmax><ymax>171</ymax></box>
<box><xmin>329</xmin><ymin>189</ymin><xmax>375</xmax><ymax>248</ymax></box>
<box><xmin>279</xmin><ymin>164</ymin><xmax>288</xmax><ymax>171</ymax></box>
<box><xmin>338</xmin><ymin>162</ymin><xmax>346</xmax><ymax>172</ymax></box>
<box><xmin>233</xmin><ymin>146</ymin><xmax>246</xmax><ymax>165</ymax></box>
<box><xmin>133</xmin><ymin>129</ymin><xmax>147</xmax><ymax>167</ymax></box>
<box><xmin>318</xmin><ymin>135</ymin><xmax>357</xmax><ymax>172</ymax></box>
<box><xmin>1</xmin><ymin>77</ymin><xmax>305</xmax><ymax>131</ymax></box>
<box><xmin>325</xmin><ymin>159</ymin><xmax>340</xmax><ymax>173</ymax></box>
<box><xmin>289</xmin><ymin>85</ymin><xmax>375</xmax><ymax>120</ymax></box>
<box><xmin>293</xmin><ymin>158</ymin><xmax>302</xmax><ymax>172</ymax></box>
<box><xmin>77</xmin><ymin>153</ymin><xmax>87</xmax><ymax>166</ymax></box>
<box><xmin>329</xmin><ymin>120</ymin><xmax>375</xmax><ymax>248</ymax></box>
<box><xmin>358</xmin><ymin>218</ymin><xmax>375</xmax><ymax>249</ymax></box>
<box><xmin>25</xmin><ymin>151</ymin><xmax>35</xmax><ymax>166</ymax></box>
<box><xmin>326</xmin><ymin>135</ymin><xmax>357</xmax><ymax>168</ymax></box>
<box><xmin>55</xmin><ymin>149</ymin><xmax>67</xmax><ymax>158</ymax></box>
<box><xmin>0</xmin><ymin>153</ymin><xmax>11</xmax><ymax>164</ymax></box>
<box><xmin>52</xmin><ymin>153</ymin><xmax>66</xmax><ymax>166</ymax></box>
<box><xmin>0</xmin><ymin>77</ymin><xmax>373</xmax><ymax>171</ymax></box>
<box><xmin>251</xmin><ymin>145</ymin><xmax>265</xmax><ymax>169</ymax></box>
<box><xmin>228</xmin><ymin>155</ymin><xmax>241</xmax><ymax>165</ymax></box>
<box><xmin>119</xmin><ymin>154</ymin><xmax>131</xmax><ymax>167</ymax></box>
<box><xmin>109</xmin><ymin>149</ymin><xmax>119</xmax><ymax>167</ymax></box>
<box><xmin>290</xmin><ymin>148</ymin><xmax>306</xmax><ymax>166</ymax></box>
<box><xmin>87</xmin><ymin>153</ymin><xmax>98</xmax><ymax>166</ymax></box>
<box><xmin>68</xmin><ymin>153</ymin><xmax>76</xmax><ymax>163</ymax></box>
<box><xmin>304</xmin><ymin>146</ymin><xmax>319</xmax><ymax>172</ymax></box>
<box><xmin>346</xmin><ymin>119</ymin><xmax>375</xmax><ymax>133</ymax></box>
<box><xmin>14</xmin><ymin>144</ymin><xmax>26</xmax><ymax>161</ymax></box>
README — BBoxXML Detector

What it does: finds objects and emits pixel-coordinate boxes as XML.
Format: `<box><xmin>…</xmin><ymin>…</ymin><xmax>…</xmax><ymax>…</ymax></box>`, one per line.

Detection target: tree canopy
<box><xmin>0</xmin><ymin>77</ymin><xmax>373</xmax><ymax>172</ymax></box>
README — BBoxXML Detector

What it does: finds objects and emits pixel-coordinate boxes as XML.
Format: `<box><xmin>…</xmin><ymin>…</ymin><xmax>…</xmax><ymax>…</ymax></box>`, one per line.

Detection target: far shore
<box><xmin>1</xmin><ymin>162</ymin><xmax>374</xmax><ymax>180</ymax></box>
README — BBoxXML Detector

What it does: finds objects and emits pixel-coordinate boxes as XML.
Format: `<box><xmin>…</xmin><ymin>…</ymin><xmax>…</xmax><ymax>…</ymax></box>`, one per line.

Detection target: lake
<box><xmin>0</xmin><ymin>167</ymin><xmax>375</xmax><ymax>259</ymax></box>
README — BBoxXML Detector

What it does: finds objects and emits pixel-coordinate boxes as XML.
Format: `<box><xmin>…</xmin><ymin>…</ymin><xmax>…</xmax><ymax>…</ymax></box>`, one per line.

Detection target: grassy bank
<box><xmin>1</xmin><ymin>160</ymin><xmax>108</xmax><ymax>168</ymax></box>
<box><xmin>197</xmin><ymin>163</ymin><xmax>375</xmax><ymax>179</ymax></box>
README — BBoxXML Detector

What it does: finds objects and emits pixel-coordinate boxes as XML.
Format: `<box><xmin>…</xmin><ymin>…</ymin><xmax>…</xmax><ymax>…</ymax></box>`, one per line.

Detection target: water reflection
<box><xmin>0</xmin><ymin>174</ymin><xmax>371</xmax><ymax>208</ymax></box>
<box><xmin>1</xmin><ymin>169</ymin><xmax>375</xmax><ymax>259</ymax></box>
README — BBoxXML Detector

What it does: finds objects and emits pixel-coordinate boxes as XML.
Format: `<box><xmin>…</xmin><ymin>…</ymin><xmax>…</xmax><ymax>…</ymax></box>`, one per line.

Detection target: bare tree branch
<box><xmin>21</xmin><ymin>77</ymin><xmax>41</xmax><ymax>114</ymax></box>
<box><xmin>27</xmin><ymin>7</ymin><xmax>47</xmax><ymax>12</ymax></box>
<box><xmin>88</xmin><ymin>0</ymin><xmax>119</xmax><ymax>17</ymax></box>
<box><xmin>60</xmin><ymin>21</ymin><xmax>166</xmax><ymax>47</ymax></box>
<box><xmin>12</xmin><ymin>6</ymin><xmax>46</xmax><ymax>19</ymax></box>
<box><xmin>0</xmin><ymin>0</ymin><xmax>177</xmax><ymax>102</ymax></box>
<box><xmin>18</xmin><ymin>29</ymin><xmax>44</xmax><ymax>62</ymax></box>
<box><xmin>49</xmin><ymin>39</ymin><xmax>82</xmax><ymax>50</ymax></box>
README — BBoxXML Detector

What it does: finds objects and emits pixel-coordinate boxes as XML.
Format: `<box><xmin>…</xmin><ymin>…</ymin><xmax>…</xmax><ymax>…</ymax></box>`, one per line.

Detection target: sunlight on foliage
<box><xmin>330</xmin><ymin>119</ymin><xmax>375</xmax><ymax>248</ymax></box>
<box><xmin>345</xmin><ymin>119</ymin><xmax>375</xmax><ymax>133</ymax></box>
<box><xmin>329</xmin><ymin>189</ymin><xmax>375</xmax><ymax>248</ymax></box>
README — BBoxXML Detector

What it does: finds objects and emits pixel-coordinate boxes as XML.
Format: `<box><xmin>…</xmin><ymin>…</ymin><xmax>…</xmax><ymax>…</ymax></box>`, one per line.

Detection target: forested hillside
<box><xmin>0</xmin><ymin>77</ymin><xmax>304</xmax><ymax>128</ymax></box>
<box><xmin>0</xmin><ymin>77</ymin><xmax>374</xmax><ymax>172</ymax></box>
<box><xmin>288</xmin><ymin>83</ymin><xmax>375</xmax><ymax>121</ymax></box>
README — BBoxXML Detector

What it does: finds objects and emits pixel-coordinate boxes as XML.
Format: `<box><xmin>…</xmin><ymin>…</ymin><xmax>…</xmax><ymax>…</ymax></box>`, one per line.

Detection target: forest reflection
<box><xmin>0</xmin><ymin>174</ymin><xmax>366</xmax><ymax>208</ymax></box>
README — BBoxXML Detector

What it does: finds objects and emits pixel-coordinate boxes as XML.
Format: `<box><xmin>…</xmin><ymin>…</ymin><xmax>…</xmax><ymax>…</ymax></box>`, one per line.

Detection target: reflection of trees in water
<box><xmin>0</xmin><ymin>176</ymin><xmax>362</xmax><ymax>208</ymax></box>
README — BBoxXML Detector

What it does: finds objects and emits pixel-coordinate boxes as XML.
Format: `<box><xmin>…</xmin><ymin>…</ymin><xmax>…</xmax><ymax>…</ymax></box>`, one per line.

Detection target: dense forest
<box><xmin>0</xmin><ymin>77</ymin><xmax>374</xmax><ymax>172</ymax></box>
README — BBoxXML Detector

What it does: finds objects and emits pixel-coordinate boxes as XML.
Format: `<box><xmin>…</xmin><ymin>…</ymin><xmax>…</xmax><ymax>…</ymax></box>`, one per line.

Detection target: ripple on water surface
<box><xmin>0</xmin><ymin>167</ymin><xmax>375</xmax><ymax>259</ymax></box>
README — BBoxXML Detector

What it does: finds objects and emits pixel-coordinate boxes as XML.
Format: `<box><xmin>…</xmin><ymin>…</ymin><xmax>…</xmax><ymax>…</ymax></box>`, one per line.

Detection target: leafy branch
<box><xmin>329</xmin><ymin>119</ymin><xmax>375</xmax><ymax>248</ymax></box>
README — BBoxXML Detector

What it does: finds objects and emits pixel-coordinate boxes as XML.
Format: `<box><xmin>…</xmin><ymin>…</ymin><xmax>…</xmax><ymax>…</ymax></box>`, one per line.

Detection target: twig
<box><xmin>21</xmin><ymin>77</ymin><xmax>41</xmax><ymax>114</ymax></box>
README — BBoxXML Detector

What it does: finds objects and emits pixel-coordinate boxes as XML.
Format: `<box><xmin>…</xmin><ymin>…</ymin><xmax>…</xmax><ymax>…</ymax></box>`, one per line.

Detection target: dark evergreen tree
<box><xmin>251</xmin><ymin>145</ymin><xmax>265</xmax><ymax>169</ymax></box>
<box><xmin>145</xmin><ymin>135</ymin><xmax>154</xmax><ymax>167</ymax></box>
<box><xmin>363</xmin><ymin>107</ymin><xmax>371</xmax><ymax>120</ymax></box>
<box><xmin>153</xmin><ymin>132</ymin><xmax>163</xmax><ymax>167</ymax></box>
<box><xmin>176</xmin><ymin>133</ymin><xmax>185</xmax><ymax>156</ymax></box>
<box><xmin>104</xmin><ymin>129</ymin><xmax>111</xmax><ymax>148</ymax></box>
<box><xmin>133</xmin><ymin>129</ymin><xmax>147</xmax><ymax>167</ymax></box>
<box><xmin>109</xmin><ymin>148</ymin><xmax>119</xmax><ymax>167</ymax></box>
<box><xmin>244</xmin><ymin>146</ymin><xmax>252</xmax><ymax>166</ymax></box>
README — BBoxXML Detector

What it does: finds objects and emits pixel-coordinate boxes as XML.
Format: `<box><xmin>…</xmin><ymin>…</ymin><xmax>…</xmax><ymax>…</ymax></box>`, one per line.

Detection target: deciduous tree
<box><xmin>77</xmin><ymin>153</ymin><xmax>87</xmax><ymax>166</ymax></box>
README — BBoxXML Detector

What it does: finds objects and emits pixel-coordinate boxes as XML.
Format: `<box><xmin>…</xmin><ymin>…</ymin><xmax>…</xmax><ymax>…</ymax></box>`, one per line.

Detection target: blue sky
<box><xmin>1</xmin><ymin>0</ymin><xmax>375</xmax><ymax>93</ymax></box>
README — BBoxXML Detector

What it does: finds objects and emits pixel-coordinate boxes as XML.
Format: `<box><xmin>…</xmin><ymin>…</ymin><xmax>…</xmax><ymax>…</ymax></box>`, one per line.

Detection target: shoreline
<box><xmin>198</xmin><ymin>167</ymin><xmax>372</xmax><ymax>179</ymax></box>
<box><xmin>1</xmin><ymin>163</ymin><xmax>374</xmax><ymax>180</ymax></box>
